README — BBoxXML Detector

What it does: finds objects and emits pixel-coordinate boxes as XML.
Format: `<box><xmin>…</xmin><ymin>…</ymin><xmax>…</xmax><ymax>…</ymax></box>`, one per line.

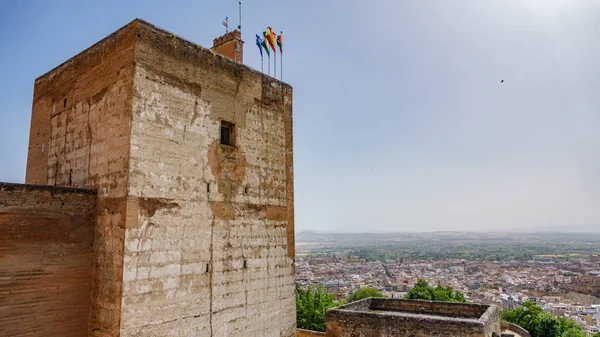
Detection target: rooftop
<box><xmin>35</xmin><ymin>18</ymin><xmax>290</xmax><ymax>89</ymax></box>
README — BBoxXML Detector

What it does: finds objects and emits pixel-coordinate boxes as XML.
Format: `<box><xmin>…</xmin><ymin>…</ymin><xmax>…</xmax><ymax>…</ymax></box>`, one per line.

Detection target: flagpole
<box><xmin>261</xmin><ymin>56</ymin><xmax>264</xmax><ymax>73</ymax></box>
<box><xmin>280</xmin><ymin>31</ymin><xmax>283</xmax><ymax>81</ymax></box>
<box><xmin>238</xmin><ymin>2</ymin><xmax>242</xmax><ymax>32</ymax></box>
<box><xmin>268</xmin><ymin>54</ymin><xmax>270</xmax><ymax>76</ymax></box>
<box><xmin>274</xmin><ymin>47</ymin><xmax>277</xmax><ymax>78</ymax></box>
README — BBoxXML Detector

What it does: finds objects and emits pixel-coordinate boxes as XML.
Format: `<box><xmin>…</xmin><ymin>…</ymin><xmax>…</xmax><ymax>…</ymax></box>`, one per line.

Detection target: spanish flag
<box><xmin>266</xmin><ymin>27</ymin><xmax>277</xmax><ymax>53</ymax></box>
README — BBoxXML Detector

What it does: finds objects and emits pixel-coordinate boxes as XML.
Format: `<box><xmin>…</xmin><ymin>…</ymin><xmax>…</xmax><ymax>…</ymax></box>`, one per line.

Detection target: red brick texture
<box><xmin>211</xmin><ymin>29</ymin><xmax>243</xmax><ymax>63</ymax></box>
<box><xmin>0</xmin><ymin>183</ymin><xmax>96</xmax><ymax>337</ymax></box>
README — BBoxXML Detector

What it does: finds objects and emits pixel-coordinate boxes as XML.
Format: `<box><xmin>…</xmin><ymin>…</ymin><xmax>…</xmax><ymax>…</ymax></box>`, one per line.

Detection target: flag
<box><xmin>277</xmin><ymin>32</ymin><xmax>283</xmax><ymax>54</ymax></box>
<box><xmin>261</xmin><ymin>31</ymin><xmax>271</xmax><ymax>57</ymax></box>
<box><xmin>256</xmin><ymin>34</ymin><xmax>263</xmax><ymax>58</ymax></box>
<box><xmin>266</xmin><ymin>27</ymin><xmax>277</xmax><ymax>53</ymax></box>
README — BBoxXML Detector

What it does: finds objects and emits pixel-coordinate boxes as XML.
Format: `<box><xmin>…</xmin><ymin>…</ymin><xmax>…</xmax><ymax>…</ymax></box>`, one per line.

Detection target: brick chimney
<box><xmin>211</xmin><ymin>29</ymin><xmax>244</xmax><ymax>63</ymax></box>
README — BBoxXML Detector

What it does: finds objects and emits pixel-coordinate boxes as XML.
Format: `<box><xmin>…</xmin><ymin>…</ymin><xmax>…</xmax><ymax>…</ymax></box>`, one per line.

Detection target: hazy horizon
<box><xmin>296</xmin><ymin>227</ymin><xmax>600</xmax><ymax>234</ymax></box>
<box><xmin>1</xmin><ymin>0</ymin><xmax>599</xmax><ymax>232</ymax></box>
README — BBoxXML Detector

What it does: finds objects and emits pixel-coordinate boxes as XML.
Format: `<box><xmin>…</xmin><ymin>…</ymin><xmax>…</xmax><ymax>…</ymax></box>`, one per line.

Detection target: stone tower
<box><xmin>25</xmin><ymin>19</ymin><xmax>295</xmax><ymax>337</ymax></box>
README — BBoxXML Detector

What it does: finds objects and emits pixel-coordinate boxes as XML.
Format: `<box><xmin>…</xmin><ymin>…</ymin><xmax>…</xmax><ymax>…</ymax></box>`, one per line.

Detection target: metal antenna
<box><xmin>238</xmin><ymin>2</ymin><xmax>242</xmax><ymax>32</ymax></box>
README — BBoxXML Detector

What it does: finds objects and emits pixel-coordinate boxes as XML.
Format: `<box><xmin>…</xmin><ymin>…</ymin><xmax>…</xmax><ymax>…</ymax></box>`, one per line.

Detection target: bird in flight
<box><xmin>501</xmin><ymin>80</ymin><xmax>504</xmax><ymax>83</ymax></box>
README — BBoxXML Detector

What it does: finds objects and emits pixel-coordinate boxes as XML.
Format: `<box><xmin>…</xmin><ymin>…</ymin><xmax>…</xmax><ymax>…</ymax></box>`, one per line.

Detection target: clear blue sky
<box><xmin>1</xmin><ymin>0</ymin><xmax>599</xmax><ymax>232</ymax></box>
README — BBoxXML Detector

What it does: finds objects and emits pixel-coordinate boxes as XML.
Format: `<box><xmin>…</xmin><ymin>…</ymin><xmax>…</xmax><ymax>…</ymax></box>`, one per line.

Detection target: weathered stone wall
<box><xmin>25</xmin><ymin>22</ymin><xmax>136</xmax><ymax>337</ymax></box>
<box><xmin>370</xmin><ymin>298</ymin><xmax>489</xmax><ymax>318</ymax></box>
<box><xmin>505</xmin><ymin>323</ymin><xmax>531</xmax><ymax>337</ymax></box>
<box><xmin>326</xmin><ymin>310</ymin><xmax>486</xmax><ymax>337</ymax></box>
<box><xmin>480</xmin><ymin>304</ymin><xmax>501</xmax><ymax>337</ymax></box>
<box><xmin>0</xmin><ymin>183</ymin><xmax>96</xmax><ymax>337</ymax></box>
<box><xmin>325</xmin><ymin>299</ymin><xmax>500</xmax><ymax>337</ymax></box>
<box><xmin>117</xmin><ymin>21</ymin><xmax>295</xmax><ymax>337</ymax></box>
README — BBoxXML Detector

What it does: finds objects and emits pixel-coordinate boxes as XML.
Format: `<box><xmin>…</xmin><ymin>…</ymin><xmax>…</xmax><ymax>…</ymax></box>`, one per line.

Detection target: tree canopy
<box><xmin>501</xmin><ymin>301</ymin><xmax>588</xmax><ymax>337</ymax></box>
<box><xmin>404</xmin><ymin>279</ymin><xmax>466</xmax><ymax>303</ymax></box>
<box><xmin>345</xmin><ymin>287</ymin><xmax>386</xmax><ymax>304</ymax></box>
<box><xmin>296</xmin><ymin>286</ymin><xmax>339</xmax><ymax>332</ymax></box>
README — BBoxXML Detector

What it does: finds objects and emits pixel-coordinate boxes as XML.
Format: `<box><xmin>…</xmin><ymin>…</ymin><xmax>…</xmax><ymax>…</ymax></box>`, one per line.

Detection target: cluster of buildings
<box><xmin>296</xmin><ymin>258</ymin><xmax>389</xmax><ymax>295</ymax></box>
<box><xmin>296</xmin><ymin>256</ymin><xmax>600</xmax><ymax>334</ymax></box>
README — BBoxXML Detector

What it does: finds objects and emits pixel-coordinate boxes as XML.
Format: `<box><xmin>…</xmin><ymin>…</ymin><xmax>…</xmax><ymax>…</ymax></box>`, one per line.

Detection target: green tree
<box><xmin>536</xmin><ymin>313</ymin><xmax>560</xmax><ymax>337</ymax></box>
<box><xmin>296</xmin><ymin>286</ymin><xmax>338</xmax><ymax>332</ymax></box>
<box><xmin>404</xmin><ymin>279</ymin><xmax>466</xmax><ymax>303</ymax></box>
<box><xmin>560</xmin><ymin>328</ymin><xmax>586</xmax><ymax>337</ymax></box>
<box><xmin>501</xmin><ymin>301</ymin><xmax>586</xmax><ymax>337</ymax></box>
<box><xmin>556</xmin><ymin>316</ymin><xmax>585</xmax><ymax>337</ymax></box>
<box><xmin>345</xmin><ymin>287</ymin><xmax>386</xmax><ymax>303</ymax></box>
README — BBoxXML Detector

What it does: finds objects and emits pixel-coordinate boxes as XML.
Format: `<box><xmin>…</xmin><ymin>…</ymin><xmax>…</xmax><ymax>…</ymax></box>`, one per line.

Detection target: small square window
<box><xmin>220</xmin><ymin>121</ymin><xmax>235</xmax><ymax>146</ymax></box>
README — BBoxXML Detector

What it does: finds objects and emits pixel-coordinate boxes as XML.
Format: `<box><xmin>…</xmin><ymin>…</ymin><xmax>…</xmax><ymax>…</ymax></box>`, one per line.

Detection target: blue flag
<box><xmin>256</xmin><ymin>34</ymin><xmax>263</xmax><ymax>58</ymax></box>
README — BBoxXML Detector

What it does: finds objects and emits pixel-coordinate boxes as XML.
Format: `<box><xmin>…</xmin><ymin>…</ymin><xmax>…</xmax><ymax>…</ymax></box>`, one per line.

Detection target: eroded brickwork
<box><xmin>0</xmin><ymin>183</ymin><xmax>96</xmax><ymax>337</ymax></box>
<box><xmin>25</xmin><ymin>23</ymin><xmax>136</xmax><ymax>337</ymax></box>
<box><xmin>117</xmin><ymin>22</ymin><xmax>295</xmax><ymax>337</ymax></box>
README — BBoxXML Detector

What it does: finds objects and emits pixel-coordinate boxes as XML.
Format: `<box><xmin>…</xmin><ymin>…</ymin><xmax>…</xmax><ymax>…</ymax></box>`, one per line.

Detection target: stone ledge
<box><xmin>297</xmin><ymin>328</ymin><xmax>326</xmax><ymax>337</ymax></box>
<box><xmin>0</xmin><ymin>182</ymin><xmax>97</xmax><ymax>195</ymax></box>
<box><xmin>503</xmin><ymin>323</ymin><xmax>531</xmax><ymax>337</ymax></box>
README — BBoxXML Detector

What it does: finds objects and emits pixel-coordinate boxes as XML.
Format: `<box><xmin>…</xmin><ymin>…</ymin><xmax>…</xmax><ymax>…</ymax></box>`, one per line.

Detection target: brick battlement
<box><xmin>211</xmin><ymin>29</ymin><xmax>244</xmax><ymax>63</ymax></box>
<box><xmin>212</xmin><ymin>29</ymin><xmax>242</xmax><ymax>47</ymax></box>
